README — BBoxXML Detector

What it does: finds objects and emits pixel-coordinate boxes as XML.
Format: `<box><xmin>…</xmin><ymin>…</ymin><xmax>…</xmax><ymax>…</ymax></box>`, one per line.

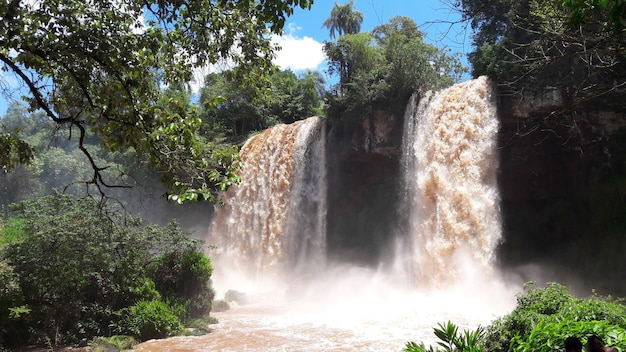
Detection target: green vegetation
<box><xmin>0</xmin><ymin>0</ymin><xmax>313</xmax><ymax>201</ymax></box>
<box><xmin>322</xmin><ymin>6</ymin><xmax>466</xmax><ymax>120</ymax></box>
<box><xmin>405</xmin><ymin>282</ymin><xmax>626</xmax><ymax>352</ymax></box>
<box><xmin>200</xmin><ymin>69</ymin><xmax>325</xmax><ymax>144</ymax></box>
<box><xmin>322</xmin><ymin>0</ymin><xmax>364</xmax><ymax>39</ymax></box>
<box><xmin>0</xmin><ymin>192</ymin><xmax>216</xmax><ymax>347</ymax></box>
<box><xmin>455</xmin><ymin>0</ymin><xmax>625</xmax><ymax>105</ymax></box>
<box><xmin>405</xmin><ymin>321</ymin><xmax>486</xmax><ymax>352</ymax></box>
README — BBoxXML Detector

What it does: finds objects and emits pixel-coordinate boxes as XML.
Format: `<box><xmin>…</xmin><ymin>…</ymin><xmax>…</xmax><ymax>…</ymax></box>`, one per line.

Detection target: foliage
<box><xmin>0</xmin><ymin>0</ymin><xmax>313</xmax><ymax>200</ymax></box>
<box><xmin>563</xmin><ymin>0</ymin><xmax>626</xmax><ymax>30</ymax></box>
<box><xmin>0</xmin><ymin>192</ymin><xmax>217</xmax><ymax>347</ymax></box>
<box><xmin>405</xmin><ymin>283</ymin><xmax>626</xmax><ymax>352</ymax></box>
<box><xmin>322</xmin><ymin>0</ymin><xmax>364</xmax><ymax>39</ymax></box>
<box><xmin>483</xmin><ymin>282</ymin><xmax>626</xmax><ymax>352</ymax></box>
<box><xmin>212</xmin><ymin>299</ymin><xmax>231</xmax><ymax>312</ymax></box>
<box><xmin>199</xmin><ymin>69</ymin><xmax>324</xmax><ymax>142</ymax></box>
<box><xmin>323</xmin><ymin>15</ymin><xmax>466</xmax><ymax>119</ymax></box>
<box><xmin>324</xmin><ymin>32</ymin><xmax>381</xmax><ymax>96</ymax></box>
<box><xmin>0</xmin><ymin>102</ymin><xmax>223</xmax><ymax>232</ymax></box>
<box><xmin>0</xmin><ymin>132</ymin><xmax>34</xmax><ymax>173</ymax></box>
<box><xmin>404</xmin><ymin>321</ymin><xmax>485</xmax><ymax>352</ymax></box>
<box><xmin>224</xmin><ymin>289</ymin><xmax>250</xmax><ymax>305</ymax></box>
<box><xmin>149</xmin><ymin>246</ymin><xmax>215</xmax><ymax>318</ymax></box>
<box><xmin>117</xmin><ymin>300</ymin><xmax>184</xmax><ymax>340</ymax></box>
<box><xmin>89</xmin><ymin>335</ymin><xmax>139</xmax><ymax>351</ymax></box>
<box><xmin>511</xmin><ymin>320</ymin><xmax>626</xmax><ymax>352</ymax></box>
<box><xmin>0</xmin><ymin>218</ymin><xmax>25</xmax><ymax>246</ymax></box>
<box><xmin>457</xmin><ymin>0</ymin><xmax>626</xmax><ymax>105</ymax></box>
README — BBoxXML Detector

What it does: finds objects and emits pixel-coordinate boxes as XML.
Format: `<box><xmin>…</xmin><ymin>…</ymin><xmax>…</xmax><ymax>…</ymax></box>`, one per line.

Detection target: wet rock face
<box><xmin>496</xmin><ymin>93</ymin><xmax>626</xmax><ymax>294</ymax></box>
<box><xmin>325</xmin><ymin>109</ymin><xmax>404</xmax><ymax>266</ymax></box>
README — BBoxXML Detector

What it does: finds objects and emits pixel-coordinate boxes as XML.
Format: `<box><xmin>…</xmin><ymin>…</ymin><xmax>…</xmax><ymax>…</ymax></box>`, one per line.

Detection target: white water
<box><xmin>132</xmin><ymin>79</ymin><xmax>517</xmax><ymax>352</ymax></box>
<box><xmin>398</xmin><ymin>76</ymin><xmax>502</xmax><ymax>286</ymax></box>
<box><xmin>208</xmin><ymin>116</ymin><xmax>327</xmax><ymax>276</ymax></box>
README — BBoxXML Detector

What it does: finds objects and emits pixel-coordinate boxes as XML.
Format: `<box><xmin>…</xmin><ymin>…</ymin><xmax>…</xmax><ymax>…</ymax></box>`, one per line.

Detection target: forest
<box><xmin>1</xmin><ymin>0</ymin><xmax>625</xmax><ymax>350</ymax></box>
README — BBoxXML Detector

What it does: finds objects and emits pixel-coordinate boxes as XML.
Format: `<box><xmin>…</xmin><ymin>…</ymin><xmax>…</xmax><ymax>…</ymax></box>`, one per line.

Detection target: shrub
<box><xmin>511</xmin><ymin>320</ymin><xmax>626</xmax><ymax>352</ymax></box>
<box><xmin>117</xmin><ymin>300</ymin><xmax>183</xmax><ymax>340</ymax></box>
<box><xmin>212</xmin><ymin>299</ymin><xmax>230</xmax><ymax>312</ymax></box>
<box><xmin>224</xmin><ymin>289</ymin><xmax>249</xmax><ymax>305</ymax></box>
<box><xmin>148</xmin><ymin>245</ymin><xmax>215</xmax><ymax>319</ymax></box>
<box><xmin>405</xmin><ymin>282</ymin><xmax>626</xmax><ymax>352</ymax></box>
<box><xmin>0</xmin><ymin>193</ymin><xmax>216</xmax><ymax>346</ymax></box>
<box><xmin>483</xmin><ymin>282</ymin><xmax>626</xmax><ymax>352</ymax></box>
<box><xmin>89</xmin><ymin>335</ymin><xmax>138</xmax><ymax>351</ymax></box>
<box><xmin>404</xmin><ymin>321</ymin><xmax>485</xmax><ymax>352</ymax></box>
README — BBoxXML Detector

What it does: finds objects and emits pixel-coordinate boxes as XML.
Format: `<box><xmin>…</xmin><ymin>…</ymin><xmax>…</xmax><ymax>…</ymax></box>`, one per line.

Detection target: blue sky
<box><xmin>273</xmin><ymin>0</ymin><xmax>472</xmax><ymax>74</ymax></box>
<box><xmin>0</xmin><ymin>0</ymin><xmax>473</xmax><ymax>116</ymax></box>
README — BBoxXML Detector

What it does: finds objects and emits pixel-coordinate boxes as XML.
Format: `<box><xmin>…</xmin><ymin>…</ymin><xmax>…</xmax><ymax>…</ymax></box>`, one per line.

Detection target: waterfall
<box><xmin>208</xmin><ymin>116</ymin><xmax>327</xmax><ymax>275</ymax></box>
<box><xmin>399</xmin><ymin>76</ymin><xmax>502</xmax><ymax>285</ymax></box>
<box><xmin>210</xmin><ymin>77</ymin><xmax>501</xmax><ymax>287</ymax></box>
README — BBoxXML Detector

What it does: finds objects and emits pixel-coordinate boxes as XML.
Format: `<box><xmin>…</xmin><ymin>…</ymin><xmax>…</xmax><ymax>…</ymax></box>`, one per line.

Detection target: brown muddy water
<box><xmin>132</xmin><ymin>265</ymin><xmax>516</xmax><ymax>352</ymax></box>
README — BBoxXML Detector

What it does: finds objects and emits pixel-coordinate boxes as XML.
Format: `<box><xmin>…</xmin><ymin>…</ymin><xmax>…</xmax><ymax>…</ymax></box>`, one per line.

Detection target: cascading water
<box><xmin>133</xmin><ymin>78</ymin><xmax>515</xmax><ymax>352</ymax></box>
<box><xmin>399</xmin><ymin>76</ymin><xmax>502</xmax><ymax>285</ymax></box>
<box><xmin>208</xmin><ymin>116</ymin><xmax>327</xmax><ymax>276</ymax></box>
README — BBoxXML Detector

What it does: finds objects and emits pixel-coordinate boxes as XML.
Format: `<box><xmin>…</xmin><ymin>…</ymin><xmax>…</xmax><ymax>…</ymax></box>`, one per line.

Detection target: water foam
<box><xmin>399</xmin><ymin>76</ymin><xmax>502</xmax><ymax>286</ymax></box>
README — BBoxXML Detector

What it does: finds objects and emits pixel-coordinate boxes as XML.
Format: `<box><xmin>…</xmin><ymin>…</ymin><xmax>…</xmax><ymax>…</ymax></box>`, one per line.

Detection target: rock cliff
<box><xmin>325</xmin><ymin>109</ymin><xmax>405</xmax><ymax>265</ymax></box>
<box><xmin>497</xmin><ymin>92</ymin><xmax>626</xmax><ymax>294</ymax></box>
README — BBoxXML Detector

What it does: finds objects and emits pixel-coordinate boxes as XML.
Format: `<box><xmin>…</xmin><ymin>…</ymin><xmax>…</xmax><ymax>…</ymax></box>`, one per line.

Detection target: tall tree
<box><xmin>0</xmin><ymin>0</ymin><xmax>313</xmax><ymax>202</ymax></box>
<box><xmin>199</xmin><ymin>69</ymin><xmax>325</xmax><ymax>141</ymax></box>
<box><xmin>322</xmin><ymin>0</ymin><xmax>364</xmax><ymax>39</ymax></box>
<box><xmin>457</xmin><ymin>0</ymin><xmax>625</xmax><ymax>105</ymax></box>
<box><xmin>324</xmin><ymin>16</ymin><xmax>465</xmax><ymax>118</ymax></box>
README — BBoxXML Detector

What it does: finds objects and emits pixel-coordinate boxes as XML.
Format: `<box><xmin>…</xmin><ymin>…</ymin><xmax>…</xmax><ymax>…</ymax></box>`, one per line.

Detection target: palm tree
<box><xmin>322</xmin><ymin>0</ymin><xmax>364</xmax><ymax>39</ymax></box>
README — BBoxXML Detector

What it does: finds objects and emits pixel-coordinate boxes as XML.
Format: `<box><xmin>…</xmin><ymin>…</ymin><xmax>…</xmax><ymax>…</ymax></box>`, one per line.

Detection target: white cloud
<box><xmin>272</xmin><ymin>26</ymin><xmax>325</xmax><ymax>71</ymax></box>
<box><xmin>188</xmin><ymin>24</ymin><xmax>327</xmax><ymax>94</ymax></box>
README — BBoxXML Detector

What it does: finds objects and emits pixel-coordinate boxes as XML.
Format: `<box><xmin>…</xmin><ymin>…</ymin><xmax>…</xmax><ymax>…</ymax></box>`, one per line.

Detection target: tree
<box><xmin>267</xmin><ymin>70</ymin><xmax>326</xmax><ymax>123</ymax></box>
<box><xmin>457</xmin><ymin>0</ymin><xmax>626</xmax><ymax>106</ymax></box>
<box><xmin>563</xmin><ymin>0</ymin><xmax>625</xmax><ymax>30</ymax></box>
<box><xmin>372</xmin><ymin>16</ymin><xmax>465</xmax><ymax>97</ymax></box>
<box><xmin>324</xmin><ymin>16</ymin><xmax>466</xmax><ymax>118</ymax></box>
<box><xmin>322</xmin><ymin>0</ymin><xmax>364</xmax><ymax>39</ymax></box>
<box><xmin>199</xmin><ymin>69</ymin><xmax>324</xmax><ymax>141</ymax></box>
<box><xmin>0</xmin><ymin>192</ymin><xmax>216</xmax><ymax>346</ymax></box>
<box><xmin>0</xmin><ymin>0</ymin><xmax>313</xmax><ymax>201</ymax></box>
<box><xmin>324</xmin><ymin>32</ymin><xmax>381</xmax><ymax>94</ymax></box>
<box><xmin>200</xmin><ymin>71</ymin><xmax>275</xmax><ymax>142</ymax></box>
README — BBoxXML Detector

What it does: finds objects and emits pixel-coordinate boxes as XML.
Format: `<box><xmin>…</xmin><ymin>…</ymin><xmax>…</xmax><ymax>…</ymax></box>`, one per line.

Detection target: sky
<box><xmin>273</xmin><ymin>0</ymin><xmax>472</xmax><ymax>73</ymax></box>
<box><xmin>0</xmin><ymin>0</ymin><xmax>473</xmax><ymax>116</ymax></box>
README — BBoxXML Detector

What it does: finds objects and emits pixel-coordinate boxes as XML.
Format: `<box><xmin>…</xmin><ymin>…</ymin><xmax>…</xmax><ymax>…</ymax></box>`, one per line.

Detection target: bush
<box><xmin>0</xmin><ymin>193</ymin><xmax>216</xmax><ymax>347</ymax></box>
<box><xmin>224</xmin><ymin>289</ymin><xmax>249</xmax><ymax>305</ymax></box>
<box><xmin>405</xmin><ymin>282</ymin><xmax>626</xmax><ymax>352</ymax></box>
<box><xmin>483</xmin><ymin>282</ymin><xmax>626</xmax><ymax>352</ymax></box>
<box><xmin>117</xmin><ymin>300</ymin><xmax>183</xmax><ymax>340</ymax></box>
<box><xmin>149</xmin><ymin>245</ymin><xmax>215</xmax><ymax>319</ymax></box>
<box><xmin>405</xmin><ymin>321</ymin><xmax>485</xmax><ymax>352</ymax></box>
<box><xmin>89</xmin><ymin>335</ymin><xmax>138</xmax><ymax>351</ymax></box>
<box><xmin>511</xmin><ymin>320</ymin><xmax>626</xmax><ymax>352</ymax></box>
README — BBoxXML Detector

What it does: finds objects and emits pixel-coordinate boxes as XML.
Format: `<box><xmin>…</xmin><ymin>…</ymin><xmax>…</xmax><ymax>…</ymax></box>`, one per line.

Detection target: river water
<box><xmin>132</xmin><ymin>264</ymin><xmax>516</xmax><ymax>351</ymax></box>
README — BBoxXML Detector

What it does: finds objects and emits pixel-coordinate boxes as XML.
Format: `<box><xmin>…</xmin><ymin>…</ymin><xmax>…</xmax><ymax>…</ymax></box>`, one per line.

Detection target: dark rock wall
<box><xmin>325</xmin><ymin>110</ymin><xmax>405</xmax><ymax>266</ymax></box>
<box><xmin>496</xmin><ymin>92</ymin><xmax>626</xmax><ymax>295</ymax></box>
